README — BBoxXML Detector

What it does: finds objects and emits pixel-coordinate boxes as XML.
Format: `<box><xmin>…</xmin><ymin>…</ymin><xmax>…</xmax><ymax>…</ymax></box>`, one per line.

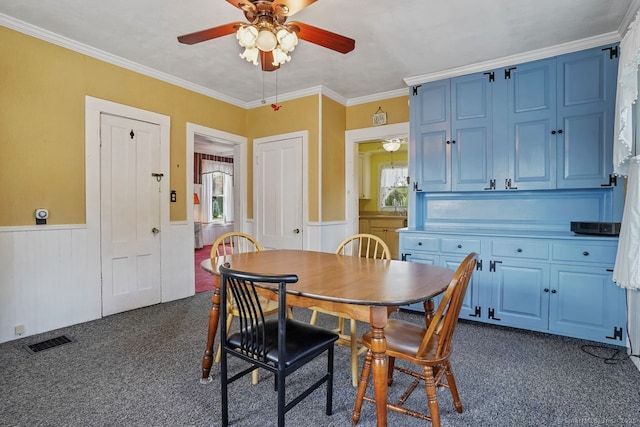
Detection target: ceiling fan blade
<box><xmin>226</xmin><ymin>0</ymin><xmax>256</xmax><ymax>12</ymax></box>
<box><xmin>260</xmin><ymin>51</ymin><xmax>280</xmax><ymax>72</ymax></box>
<box><xmin>177</xmin><ymin>22</ymin><xmax>243</xmax><ymax>45</ymax></box>
<box><xmin>288</xmin><ymin>21</ymin><xmax>355</xmax><ymax>54</ymax></box>
<box><xmin>272</xmin><ymin>0</ymin><xmax>317</xmax><ymax>17</ymax></box>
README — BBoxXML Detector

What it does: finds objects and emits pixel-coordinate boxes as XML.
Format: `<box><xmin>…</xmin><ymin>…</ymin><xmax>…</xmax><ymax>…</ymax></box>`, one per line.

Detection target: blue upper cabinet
<box><xmin>506</xmin><ymin>59</ymin><xmax>557</xmax><ymax>190</ymax></box>
<box><xmin>555</xmin><ymin>46</ymin><xmax>619</xmax><ymax>189</ymax></box>
<box><xmin>410</xmin><ymin>80</ymin><xmax>452</xmax><ymax>192</ymax></box>
<box><xmin>409</xmin><ymin>44</ymin><xmax>619</xmax><ymax>193</ymax></box>
<box><xmin>451</xmin><ymin>72</ymin><xmax>494</xmax><ymax>191</ymax></box>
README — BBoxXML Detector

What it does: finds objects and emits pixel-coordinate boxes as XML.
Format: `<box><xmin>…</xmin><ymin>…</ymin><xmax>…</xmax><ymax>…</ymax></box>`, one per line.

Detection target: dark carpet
<box><xmin>1</xmin><ymin>292</ymin><xmax>639</xmax><ymax>426</ymax></box>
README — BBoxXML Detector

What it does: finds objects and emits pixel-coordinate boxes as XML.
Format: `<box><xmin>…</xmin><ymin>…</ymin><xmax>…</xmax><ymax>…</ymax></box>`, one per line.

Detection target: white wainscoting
<box><xmin>0</xmin><ymin>222</ymin><xmax>194</xmax><ymax>344</ymax></box>
<box><xmin>0</xmin><ymin>225</ymin><xmax>98</xmax><ymax>344</ymax></box>
<box><xmin>201</xmin><ymin>223</ymin><xmax>234</xmax><ymax>246</ymax></box>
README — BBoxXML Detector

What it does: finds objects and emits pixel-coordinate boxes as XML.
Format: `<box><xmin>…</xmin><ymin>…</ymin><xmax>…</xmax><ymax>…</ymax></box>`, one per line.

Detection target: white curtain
<box><xmin>201</xmin><ymin>159</ymin><xmax>234</xmax><ymax>223</ymax></box>
<box><xmin>613</xmin><ymin>9</ymin><xmax>640</xmax><ymax>291</ymax></box>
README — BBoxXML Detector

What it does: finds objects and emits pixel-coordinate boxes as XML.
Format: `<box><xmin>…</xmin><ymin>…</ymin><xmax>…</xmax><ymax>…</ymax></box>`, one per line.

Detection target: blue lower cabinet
<box><xmin>490</xmin><ymin>260</ymin><xmax>550</xmax><ymax>330</ymax></box>
<box><xmin>549</xmin><ymin>264</ymin><xmax>626</xmax><ymax>344</ymax></box>
<box><xmin>399</xmin><ymin>230</ymin><xmax>626</xmax><ymax>345</ymax></box>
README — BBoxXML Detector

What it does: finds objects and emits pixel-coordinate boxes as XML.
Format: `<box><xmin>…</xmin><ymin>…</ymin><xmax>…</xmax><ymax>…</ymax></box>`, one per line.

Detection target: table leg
<box><xmin>201</xmin><ymin>278</ymin><xmax>221</xmax><ymax>384</ymax></box>
<box><xmin>423</xmin><ymin>298</ymin><xmax>435</xmax><ymax>327</ymax></box>
<box><xmin>369</xmin><ymin>306</ymin><xmax>389</xmax><ymax>427</ymax></box>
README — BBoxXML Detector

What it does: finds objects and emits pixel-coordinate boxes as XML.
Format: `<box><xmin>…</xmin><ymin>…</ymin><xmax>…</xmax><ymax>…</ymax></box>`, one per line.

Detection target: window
<box><xmin>379</xmin><ymin>163</ymin><xmax>408</xmax><ymax>209</ymax></box>
<box><xmin>201</xmin><ymin>159</ymin><xmax>234</xmax><ymax>224</ymax></box>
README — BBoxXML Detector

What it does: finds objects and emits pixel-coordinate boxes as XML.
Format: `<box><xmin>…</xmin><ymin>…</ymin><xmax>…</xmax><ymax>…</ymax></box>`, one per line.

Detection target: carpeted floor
<box><xmin>195</xmin><ymin>245</ymin><xmax>214</xmax><ymax>293</ymax></box>
<box><xmin>1</xmin><ymin>292</ymin><xmax>639</xmax><ymax>427</ymax></box>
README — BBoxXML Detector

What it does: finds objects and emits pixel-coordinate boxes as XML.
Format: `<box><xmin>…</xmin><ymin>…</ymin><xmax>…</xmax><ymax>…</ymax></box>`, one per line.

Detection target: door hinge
<box><xmin>476</xmin><ymin>259</ymin><xmax>483</xmax><ymax>271</ymax></box>
<box><xmin>600</xmin><ymin>174</ymin><xmax>617</xmax><ymax>187</ymax></box>
<box><xmin>412</xmin><ymin>85</ymin><xmax>421</xmax><ymax>96</ymax></box>
<box><xmin>484</xmin><ymin>179</ymin><xmax>496</xmax><ymax>190</ymax></box>
<box><xmin>483</xmin><ymin>71</ymin><xmax>495</xmax><ymax>82</ymax></box>
<box><xmin>488</xmin><ymin>308</ymin><xmax>502</xmax><ymax>321</ymax></box>
<box><xmin>605</xmin><ymin>326</ymin><xmax>624</xmax><ymax>341</ymax></box>
<box><xmin>602</xmin><ymin>46</ymin><xmax>619</xmax><ymax>59</ymax></box>
<box><xmin>469</xmin><ymin>306</ymin><xmax>482</xmax><ymax>318</ymax></box>
<box><xmin>504</xmin><ymin>67</ymin><xmax>517</xmax><ymax>79</ymax></box>
<box><xmin>489</xmin><ymin>260</ymin><xmax>502</xmax><ymax>272</ymax></box>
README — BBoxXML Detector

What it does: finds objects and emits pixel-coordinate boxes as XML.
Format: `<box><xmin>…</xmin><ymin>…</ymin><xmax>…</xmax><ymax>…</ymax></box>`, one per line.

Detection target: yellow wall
<box><xmin>346</xmin><ymin>96</ymin><xmax>409</xmax><ymax>130</ymax></box>
<box><xmin>322</xmin><ymin>96</ymin><xmax>346</xmax><ymax>222</ymax></box>
<box><xmin>0</xmin><ymin>27</ymin><xmax>246</xmax><ymax>225</ymax></box>
<box><xmin>1</xmin><ymin>26</ymin><xmax>410</xmax><ymax>227</ymax></box>
<box><xmin>246</xmin><ymin>95</ymin><xmax>320</xmax><ymax>221</ymax></box>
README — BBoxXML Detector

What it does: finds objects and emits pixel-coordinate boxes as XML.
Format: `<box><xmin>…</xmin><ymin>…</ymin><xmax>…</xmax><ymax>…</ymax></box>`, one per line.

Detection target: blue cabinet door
<box><xmin>549</xmin><ymin>264</ymin><xmax>626</xmax><ymax>344</ymax></box>
<box><xmin>410</xmin><ymin>81</ymin><xmax>451</xmax><ymax>192</ymax></box>
<box><xmin>555</xmin><ymin>45</ymin><xmax>619</xmax><ymax>189</ymax></box>
<box><xmin>451</xmin><ymin>72</ymin><xmax>494</xmax><ymax>191</ymax></box>
<box><xmin>440</xmin><ymin>254</ymin><xmax>483</xmax><ymax>321</ymax></box>
<box><xmin>506</xmin><ymin>59</ymin><xmax>557</xmax><ymax>190</ymax></box>
<box><xmin>490</xmin><ymin>259</ymin><xmax>550</xmax><ymax>330</ymax></box>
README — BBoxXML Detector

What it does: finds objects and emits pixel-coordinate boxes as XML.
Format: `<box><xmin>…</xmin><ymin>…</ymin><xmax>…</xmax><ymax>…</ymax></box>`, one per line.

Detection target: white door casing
<box><xmin>100</xmin><ymin>114</ymin><xmax>162</xmax><ymax>315</ymax></box>
<box><xmin>254</xmin><ymin>131</ymin><xmax>307</xmax><ymax>250</ymax></box>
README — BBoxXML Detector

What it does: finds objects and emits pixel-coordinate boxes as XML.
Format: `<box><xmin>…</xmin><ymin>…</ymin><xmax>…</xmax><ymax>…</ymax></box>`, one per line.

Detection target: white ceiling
<box><xmin>1</xmin><ymin>0</ymin><xmax>639</xmax><ymax>107</ymax></box>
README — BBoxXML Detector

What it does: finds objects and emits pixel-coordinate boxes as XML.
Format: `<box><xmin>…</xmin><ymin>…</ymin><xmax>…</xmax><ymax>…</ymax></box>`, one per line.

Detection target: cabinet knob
<box><xmin>517</xmin><ymin>248</ymin><xmax>522</xmax><ymax>253</ymax></box>
<box><xmin>457</xmin><ymin>244</ymin><xmax>462</xmax><ymax>249</ymax></box>
<box><xmin>551</xmin><ymin>289</ymin><xmax>557</xmax><ymax>294</ymax></box>
<box><xmin>551</xmin><ymin>130</ymin><xmax>556</xmax><ymax>135</ymax></box>
<box><xmin>583</xmin><ymin>251</ymin><xmax>589</xmax><ymax>256</ymax></box>
<box><xmin>557</xmin><ymin>129</ymin><xmax>563</xmax><ymax>134</ymax></box>
<box><xmin>418</xmin><ymin>242</ymin><xmax>422</xmax><ymax>246</ymax></box>
<box><xmin>544</xmin><ymin>288</ymin><xmax>549</xmax><ymax>293</ymax></box>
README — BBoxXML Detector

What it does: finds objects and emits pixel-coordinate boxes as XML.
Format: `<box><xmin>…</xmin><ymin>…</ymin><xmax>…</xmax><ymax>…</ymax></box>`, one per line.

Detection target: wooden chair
<box><xmin>219</xmin><ymin>263</ymin><xmax>338</xmax><ymax>427</ymax></box>
<box><xmin>352</xmin><ymin>252</ymin><xmax>478</xmax><ymax>427</ymax></box>
<box><xmin>309</xmin><ymin>233</ymin><xmax>392</xmax><ymax>386</ymax></box>
<box><xmin>209</xmin><ymin>232</ymin><xmax>277</xmax><ymax>385</ymax></box>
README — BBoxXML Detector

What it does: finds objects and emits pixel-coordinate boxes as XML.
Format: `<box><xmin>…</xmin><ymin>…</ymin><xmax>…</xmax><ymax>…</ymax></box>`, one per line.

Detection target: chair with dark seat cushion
<box><xmin>219</xmin><ymin>263</ymin><xmax>339</xmax><ymax>427</ymax></box>
<box><xmin>352</xmin><ymin>252</ymin><xmax>478</xmax><ymax>427</ymax></box>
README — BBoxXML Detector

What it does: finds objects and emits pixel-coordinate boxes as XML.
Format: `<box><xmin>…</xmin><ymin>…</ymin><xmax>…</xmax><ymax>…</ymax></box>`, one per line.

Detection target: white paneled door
<box><xmin>100</xmin><ymin>114</ymin><xmax>162</xmax><ymax>316</ymax></box>
<box><xmin>255</xmin><ymin>135</ymin><xmax>303</xmax><ymax>249</ymax></box>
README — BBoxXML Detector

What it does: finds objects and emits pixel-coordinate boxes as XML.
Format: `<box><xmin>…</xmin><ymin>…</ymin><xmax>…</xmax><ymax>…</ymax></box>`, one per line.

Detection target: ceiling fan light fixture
<box><xmin>240</xmin><ymin>46</ymin><xmax>260</xmax><ymax>65</ymax></box>
<box><xmin>256</xmin><ymin>28</ymin><xmax>278</xmax><ymax>51</ymax></box>
<box><xmin>237</xmin><ymin>25</ymin><xmax>258</xmax><ymax>48</ymax></box>
<box><xmin>277</xmin><ymin>28</ymin><xmax>298</xmax><ymax>52</ymax></box>
<box><xmin>272</xmin><ymin>47</ymin><xmax>291</xmax><ymax>66</ymax></box>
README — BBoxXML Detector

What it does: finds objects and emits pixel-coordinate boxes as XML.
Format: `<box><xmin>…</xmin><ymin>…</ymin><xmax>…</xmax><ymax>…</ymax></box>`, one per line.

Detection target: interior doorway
<box><xmin>345</xmin><ymin>122</ymin><xmax>409</xmax><ymax>237</ymax></box>
<box><xmin>187</xmin><ymin>123</ymin><xmax>247</xmax><ymax>293</ymax></box>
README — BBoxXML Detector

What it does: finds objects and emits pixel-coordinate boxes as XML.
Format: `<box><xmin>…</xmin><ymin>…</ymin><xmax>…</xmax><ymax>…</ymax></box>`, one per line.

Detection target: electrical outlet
<box><xmin>15</xmin><ymin>325</ymin><xmax>25</xmax><ymax>335</ymax></box>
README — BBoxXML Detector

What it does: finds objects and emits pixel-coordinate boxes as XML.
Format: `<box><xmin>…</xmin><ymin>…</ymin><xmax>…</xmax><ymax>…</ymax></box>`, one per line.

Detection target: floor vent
<box><xmin>25</xmin><ymin>335</ymin><xmax>74</xmax><ymax>354</ymax></box>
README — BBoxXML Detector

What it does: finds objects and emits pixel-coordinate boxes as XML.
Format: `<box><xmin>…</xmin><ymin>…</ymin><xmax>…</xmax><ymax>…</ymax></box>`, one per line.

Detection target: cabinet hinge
<box><xmin>504</xmin><ymin>67</ymin><xmax>517</xmax><ymax>79</ymax></box>
<box><xmin>483</xmin><ymin>179</ymin><xmax>496</xmax><ymax>190</ymax></box>
<box><xmin>605</xmin><ymin>326</ymin><xmax>624</xmax><ymax>341</ymax></box>
<box><xmin>602</xmin><ymin>46</ymin><xmax>619</xmax><ymax>59</ymax></box>
<box><xmin>600</xmin><ymin>174</ymin><xmax>617</xmax><ymax>187</ymax></box>
<box><xmin>476</xmin><ymin>259</ymin><xmax>483</xmax><ymax>271</ymax></box>
<box><xmin>489</xmin><ymin>260</ymin><xmax>502</xmax><ymax>272</ymax></box>
<box><xmin>483</xmin><ymin>71</ymin><xmax>495</xmax><ymax>82</ymax></box>
<box><xmin>505</xmin><ymin>178</ymin><xmax>518</xmax><ymax>190</ymax></box>
<box><xmin>401</xmin><ymin>253</ymin><xmax>409</xmax><ymax>261</ymax></box>
<box><xmin>413</xmin><ymin>181</ymin><xmax>423</xmax><ymax>192</ymax></box>
<box><xmin>469</xmin><ymin>306</ymin><xmax>482</xmax><ymax>318</ymax></box>
<box><xmin>412</xmin><ymin>85</ymin><xmax>421</xmax><ymax>96</ymax></box>
<box><xmin>488</xmin><ymin>308</ymin><xmax>502</xmax><ymax>321</ymax></box>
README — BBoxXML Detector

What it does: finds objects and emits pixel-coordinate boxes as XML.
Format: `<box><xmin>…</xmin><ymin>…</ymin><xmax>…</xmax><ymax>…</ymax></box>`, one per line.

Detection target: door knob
<box><xmin>152</xmin><ymin>227</ymin><xmax>160</xmax><ymax>235</ymax></box>
<box><xmin>293</xmin><ymin>228</ymin><xmax>300</xmax><ymax>234</ymax></box>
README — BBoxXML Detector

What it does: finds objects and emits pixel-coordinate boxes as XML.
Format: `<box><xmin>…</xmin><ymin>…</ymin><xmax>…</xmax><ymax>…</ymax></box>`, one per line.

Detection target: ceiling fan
<box><xmin>177</xmin><ymin>0</ymin><xmax>355</xmax><ymax>71</ymax></box>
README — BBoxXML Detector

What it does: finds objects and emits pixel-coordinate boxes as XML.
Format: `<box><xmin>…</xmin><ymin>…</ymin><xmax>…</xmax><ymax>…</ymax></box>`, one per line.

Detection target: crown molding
<box><xmin>0</xmin><ymin>13</ymin><xmax>249</xmax><ymax>108</ymax></box>
<box><xmin>346</xmin><ymin>88</ymin><xmax>409</xmax><ymax>106</ymax></box>
<box><xmin>404</xmin><ymin>32</ymin><xmax>622</xmax><ymax>87</ymax></box>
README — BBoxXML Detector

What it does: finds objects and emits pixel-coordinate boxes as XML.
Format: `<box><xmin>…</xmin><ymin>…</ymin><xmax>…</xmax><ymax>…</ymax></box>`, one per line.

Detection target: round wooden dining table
<box><xmin>200</xmin><ymin>249</ymin><xmax>454</xmax><ymax>427</ymax></box>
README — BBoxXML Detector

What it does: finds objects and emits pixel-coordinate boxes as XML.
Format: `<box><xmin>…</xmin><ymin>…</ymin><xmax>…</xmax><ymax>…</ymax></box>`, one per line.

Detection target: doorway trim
<box><xmin>85</xmin><ymin>96</ymin><xmax>170</xmax><ymax>310</ymax></box>
<box><xmin>186</xmin><ymin>123</ymin><xmax>248</xmax><ymax>232</ymax></box>
<box><xmin>345</xmin><ymin>122</ymin><xmax>409</xmax><ymax>237</ymax></box>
